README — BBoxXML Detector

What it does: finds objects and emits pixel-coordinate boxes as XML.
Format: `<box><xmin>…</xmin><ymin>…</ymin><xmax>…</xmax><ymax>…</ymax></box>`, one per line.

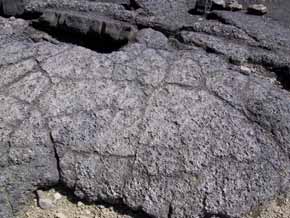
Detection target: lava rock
<box><xmin>194</xmin><ymin>0</ymin><xmax>213</xmax><ymax>14</ymax></box>
<box><xmin>212</xmin><ymin>0</ymin><xmax>226</xmax><ymax>10</ymax></box>
<box><xmin>226</xmin><ymin>0</ymin><xmax>243</xmax><ymax>11</ymax></box>
<box><xmin>136</xmin><ymin>28</ymin><xmax>169</xmax><ymax>49</ymax></box>
<box><xmin>36</xmin><ymin>10</ymin><xmax>137</xmax><ymax>42</ymax></box>
<box><xmin>248</xmin><ymin>4</ymin><xmax>268</xmax><ymax>15</ymax></box>
<box><xmin>0</xmin><ymin>0</ymin><xmax>25</xmax><ymax>17</ymax></box>
<box><xmin>53</xmin><ymin>192</ymin><xmax>62</xmax><ymax>202</ymax></box>
<box><xmin>0</xmin><ymin>2</ymin><xmax>290</xmax><ymax>218</ymax></box>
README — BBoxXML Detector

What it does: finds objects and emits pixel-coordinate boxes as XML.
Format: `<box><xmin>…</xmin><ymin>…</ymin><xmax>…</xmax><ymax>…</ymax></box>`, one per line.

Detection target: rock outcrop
<box><xmin>0</xmin><ymin>1</ymin><xmax>290</xmax><ymax>218</ymax></box>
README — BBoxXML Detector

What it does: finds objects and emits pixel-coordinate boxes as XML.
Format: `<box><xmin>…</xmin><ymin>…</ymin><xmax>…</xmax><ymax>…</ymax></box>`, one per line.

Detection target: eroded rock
<box><xmin>36</xmin><ymin>190</ymin><xmax>55</xmax><ymax>210</ymax></box>
<box><xmin>0</xmin><ymin>1</ymin><xmax>290</xmax><ymax>218</ymax></box>
<box><xmin>247</xmin><ymin>4</ymin><xmax>267</xmax><ymax>15</ymax></box>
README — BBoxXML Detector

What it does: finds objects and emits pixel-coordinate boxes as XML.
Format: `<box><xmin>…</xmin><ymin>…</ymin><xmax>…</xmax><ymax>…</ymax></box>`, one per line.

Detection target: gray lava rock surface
<box><xmin>0</xmin><ymin>1</ymin><xmax>290</xmax><ymax>218</ymax></box>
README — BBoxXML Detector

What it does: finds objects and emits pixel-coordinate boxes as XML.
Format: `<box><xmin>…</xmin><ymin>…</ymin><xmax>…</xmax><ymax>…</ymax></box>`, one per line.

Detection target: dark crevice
<box><xmin>32</xmin><ymin>21</ymin><xmax>129</xmax><ymax>53</ymax></box>
<box><xmin>0</xmin><ymin>1</ymin><xmax>3</xmax><ymax>17</ymax></box>
<box><xmin>0</xmin><ymin>0</ymin><xmax>42</xmax><ymax>19</ymax></box>
<box><xmin>273</xmin><ymin>65</ymin><xmax>290</xmax><ymax>91</ymax></box>
<box><xmin>188</xmin><ymin>0</ymin><xmax>213</xmax><ymax>15</ymax></box>
<box><xmin>0</xmin><ymin>4</ymin><xmax>132</xmax><ymax>53</ymax></box>
<box><xmin>50</xmin><ymin>132</ymin><xmax>62</xmax><ymax>183</ymax></box>
<box><xmin>203</xmin><ymin>212</ymin><xmax>236</xmax><ymax>218</ymax></box>
<box><xmin>206</xmin><ymin>12</ymin><xmax>228</xmax><ymax>23</ymax></box>
<box><xmin>247</xmin><ymin>57</ymin><xmax>290</xmax><ymax>91</ymax></box>
<box><xmin>122</xmin><ymin>0</ymin><xmax>141</xmax><ymax>11</ymax></box>
<box><xmin>167</xmin><ymin>202</ymin><xmax>173</xmax><ymax>218</ymax></box>
<box><xmin>20</xmin><ymin>11</ymin><xmax>43</xmax><ymax>20</ymax></box>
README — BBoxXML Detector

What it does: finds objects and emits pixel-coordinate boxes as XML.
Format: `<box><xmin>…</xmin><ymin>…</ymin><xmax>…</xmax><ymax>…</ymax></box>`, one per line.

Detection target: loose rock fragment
<box><xmin>77</xmin><ymin>201</ymin><xmax>84</xmax><ymax>207</ymax></box>
<box><xmin>240</xmin><ymin>65</ymin><xmax>252</xmax><ymax>74</ymax></box>
<box><xmin>194</xmin><ymin>0</ymin><xmax>213</xmax><ymax>14</ymax></box>
<box><xmin>248</xmin><ymin>4</ymin><xmax>267</xmax><ymax>15</ymax></box>
<box><xmin>54</xmin><ymin>192</ymin><xmax>62</xmax><ymax>202</ymax></box>
<box><xmin>37</xmin><ymin>190</ymin><xmax>55</xmax><ymax>210</ymax></box>
<box><xmin>226</xmin><ymin>0</ymin><xmax>243</xmax><ymax>11</ymax></box>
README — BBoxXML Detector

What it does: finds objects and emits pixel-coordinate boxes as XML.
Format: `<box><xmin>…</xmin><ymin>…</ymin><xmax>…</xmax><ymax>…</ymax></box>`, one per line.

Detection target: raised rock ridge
<box><xmin>0</xmin><ymin>1</ymin><xmax>290</xmax><ymax>218</ymax></box>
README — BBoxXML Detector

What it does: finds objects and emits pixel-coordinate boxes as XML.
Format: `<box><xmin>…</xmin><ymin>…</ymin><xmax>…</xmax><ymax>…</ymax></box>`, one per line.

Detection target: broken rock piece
<box><xmin>226</xmin><ymin>0</ymin><xmax>243</xmax><ymax>11</ymax></box>
<box><xmin>36</xmin><ymin>190</ymin><xmax>55</xmax><ymax>210</ymax></box>
<box><xmin>248</xmin><ymin>4</ymin><xmax>268</xmax><ymax>15</ymax></box>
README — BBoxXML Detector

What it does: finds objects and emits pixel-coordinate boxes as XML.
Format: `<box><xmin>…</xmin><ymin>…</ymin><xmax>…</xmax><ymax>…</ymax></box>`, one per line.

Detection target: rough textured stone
<box><xmin>226</xmin><ymin>0</ymin><xmax>243</xmax><ymax>11</ymax></box>
<box><xmin>0</xmin><ymin>1</ymin><xmax>290</xmax><ymax>218</ymax></box>
<box><xmin>247</xmin><ymin>4</ymin><xmax>268</xmax><ymax>15</ymax></box>
<box><xmin>212</xmin><ymin>0</ymin><xmax>226</xmax><ymax>9</ymax></box>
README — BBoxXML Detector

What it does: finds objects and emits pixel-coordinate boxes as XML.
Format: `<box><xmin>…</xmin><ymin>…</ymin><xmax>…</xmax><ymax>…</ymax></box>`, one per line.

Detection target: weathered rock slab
<box><xmin>0</xmin><ymin>1</ymin><xmax>290</xmax><ymax>218</ymax></box>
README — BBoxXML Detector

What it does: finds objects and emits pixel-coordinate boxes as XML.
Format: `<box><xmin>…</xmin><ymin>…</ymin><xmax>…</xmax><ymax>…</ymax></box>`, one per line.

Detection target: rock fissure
<box><xmin>49</xmin><ymin>132</ymin><xmax>62</xmax><ymax>183</ymax></box>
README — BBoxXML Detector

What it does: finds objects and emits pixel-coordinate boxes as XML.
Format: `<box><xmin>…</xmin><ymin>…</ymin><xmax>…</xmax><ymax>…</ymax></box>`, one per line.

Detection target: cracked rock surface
<box><xmin>0</xmin><ymin>1</ymin><xmax>290</xmax><ymax>218</ymax></box>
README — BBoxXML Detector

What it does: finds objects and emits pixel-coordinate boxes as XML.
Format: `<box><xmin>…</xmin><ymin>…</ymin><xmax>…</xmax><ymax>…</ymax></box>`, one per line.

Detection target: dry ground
<box><xmin>17</xmin><ymin>189</ymin><xmax>134</xmax><ymax>218</ymax></box>
<box><xmin>17</xmin><ymin>188</ymin><xmax>290</xmax><ymax>218</ymax></box>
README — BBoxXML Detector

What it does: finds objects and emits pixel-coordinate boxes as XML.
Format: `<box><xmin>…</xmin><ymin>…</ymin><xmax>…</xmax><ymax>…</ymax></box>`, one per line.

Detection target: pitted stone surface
<box><xmin>0</xmin><ymin>1</ymin><xmax>290</xmax><ymax>218</ymax></box>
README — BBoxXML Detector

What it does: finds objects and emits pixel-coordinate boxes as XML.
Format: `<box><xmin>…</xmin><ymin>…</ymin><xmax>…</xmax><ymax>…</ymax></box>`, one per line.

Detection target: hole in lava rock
<box><xmin>274</xmin><ymin>65</ymin><xmax>290</xmax><ymax>91</ymax></box>
<box><xmin>188</xmin><ymin>0</ymin><xmax>213</xmax><ymax>15</ymax></box>
<box><xmin>32</xmin><ymin>20</ymin><xmax>131</xmax><ymax>54</ymax></box>
<box><xmin>122</xmin><ymin>0</ymin><xmax>141</xmax><ymax>11</ymax></box>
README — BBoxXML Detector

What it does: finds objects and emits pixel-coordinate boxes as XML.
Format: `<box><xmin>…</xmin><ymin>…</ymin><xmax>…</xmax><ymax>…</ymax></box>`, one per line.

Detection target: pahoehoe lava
<box><xmin>0</xmin><ymin>0</ymin><xmax>290</xmax><ymax>218</ymax></box>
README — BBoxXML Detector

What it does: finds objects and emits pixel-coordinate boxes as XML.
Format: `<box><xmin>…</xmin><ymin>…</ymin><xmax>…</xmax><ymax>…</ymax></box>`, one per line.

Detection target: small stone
<box><xmin>38</xmin><ymin>198</ymin><xmax>55</xmax><ymax>209</ymax></box>
<box><xmin>8</xmin><ymin>16</ymin><xmax>16</xmax><ymax>21</ymax></box>
<box><xmin>37</xmin><ymin>190</ymin><xmax>55</xmax><ymax>209</ymax></box>
<box><xmin>54</xmin><ymin>192</ymin><xmax>62</xmax><ymax>201</ymax></box>
<box><xmin>226</xmin><ymin>0</ymin><xmax>243</xmax><ymax>11</ymax></box>
<box><xmin>97</xmin><ymin>205</ymin><xmax>105</xmax><ymax>209</ymax></box>
<box><xmin>77</xmin><ymin>201</ymin><xmax>84</xmax><ymax>207</ymax></box>
<box><xmin>240</xmin><ymin>66</ymin><xmax>252</xmax><ymax>74</ymax></box>
<box><xmin>212</xmin><ymin>0</ymin><xmax>226</xmax><ymax>10</ymax></box>
<box><xmin>55</xmin><ymin>212</ymin><xmax>67</xmax><ymax>218</ymax></box>
<box><xmin>247</xmin><ymin>4</ymin><xmax>267</xmax><ymax>15</ymax></box>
